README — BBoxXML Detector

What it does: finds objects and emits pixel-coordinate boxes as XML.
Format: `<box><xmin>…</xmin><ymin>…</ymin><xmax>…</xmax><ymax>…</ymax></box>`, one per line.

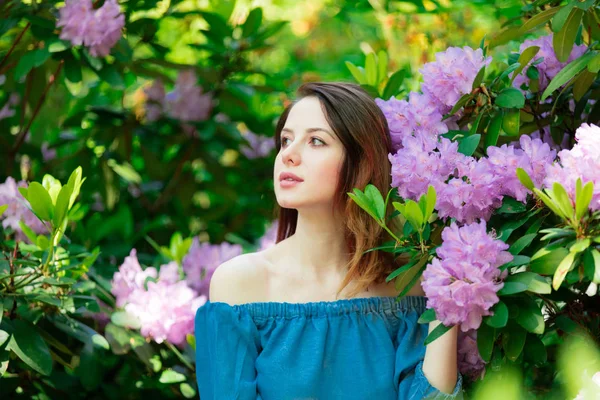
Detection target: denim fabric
<box><xmin>195</xmin><ymin>296</ymin><xmax>463</xmax><ymax>400</ymax></box>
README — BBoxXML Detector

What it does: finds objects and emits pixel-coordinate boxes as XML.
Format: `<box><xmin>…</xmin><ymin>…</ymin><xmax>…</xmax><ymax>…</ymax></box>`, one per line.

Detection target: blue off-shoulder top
<box><xmin>194</xmin><ymin>295</ymin><xmax>463</xmax><ymax>400</ymax></box>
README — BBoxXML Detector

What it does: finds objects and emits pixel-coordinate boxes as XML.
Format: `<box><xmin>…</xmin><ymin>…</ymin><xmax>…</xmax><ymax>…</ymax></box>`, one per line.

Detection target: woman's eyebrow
<box><xmin>281</xmin><ymin>127</ymin><xmax>335</xmax><ymax>139</ymax></box>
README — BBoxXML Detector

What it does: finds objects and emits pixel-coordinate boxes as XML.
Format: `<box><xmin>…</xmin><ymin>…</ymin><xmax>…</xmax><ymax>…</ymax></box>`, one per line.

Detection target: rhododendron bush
<box><xmin>346</xmin><ymin>3</ymin><xmax>600</xmax><ymax>398</ymax></box>
<box><xmin>1</xmin><ymin>0</ymin><xmax>600</xmax><ymax>399</ymax></box>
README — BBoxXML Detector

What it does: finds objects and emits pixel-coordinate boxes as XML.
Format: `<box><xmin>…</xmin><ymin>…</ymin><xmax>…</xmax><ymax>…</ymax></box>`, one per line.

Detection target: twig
<box><xmin>165</xmin><ymin>341</ymin><xmax>194</xmax><ymax>370</ymax></box>
<box><xmin>11</xmin><ymin>60</ymin><xmax>64</xmax><ymax>154</ymax></box>
<box><xmin>0</xmin><ymin>22</ymin><xmax>30</xmax><ymax>71</ymax></box>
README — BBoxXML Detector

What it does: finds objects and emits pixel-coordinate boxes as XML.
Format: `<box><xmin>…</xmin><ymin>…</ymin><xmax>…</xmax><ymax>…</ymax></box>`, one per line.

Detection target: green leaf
<box><xmin>200</xmin><ymin>11</ymin><xmax>232</xmax><ymax>39</ymax></box>
<box><xmin>457</xmin><ymin>134</ymin><xmax>481</xmax><ymax>156</ymax></box>
<box><xmin>7</xmin><ymin>320</ymin><xmax>52</xmax><ymax>376</ymax></box>
<box><xmin>242</xmin><ymin>8</ymin><xmax>263</xmax><ymax>38</ymax></box>
<box><xmin>486</xmin><ymin>301</ymin><xmax>508</xmax><ymax>328</ymax></box>
<box><xmin>572</xmin><ymin>70</ymin><xmax>597</xmax><ymax>101</ymax></box>
<box><xmin>541</xmin><ymin>52</ymin><xmax>596</xmax><ymax>101</ymax></box>
<box><xmin>533</xmin><ymin>188</ymin><xmax>567</xmax><ymax>220</ymax></box>
<box><xmin>377</xmin><ymin>50</ymin><xmax>388</xmax><ymax>85</ymax></box>
<box><xmin>502</xmin><ymin>322</ymin><xmax>527</xmax><ymax>361</ymax></box>
<box><xmin>0</xmin><ymin>330</ymin><xmax>8</xmax><ymax>347</ymax></box>
<box><xmin>472</xmin><ymin>65</ymin><xmax>485</xmax><ymax>89</ymax></box>
<box><xmin>497</xmin><ymin>280</ymin><xmax>528</xmax><ymax>296</ymax></box>
<box><xmin>497</xmin><ymin>197</ymin><xmax>527</xmax><ymax>214</ymax></box>
<box><xmin>0</xmin><ymin>298</ymin><xmax>3</xmax><ymax>325</ymax></box>
<box><xmin>50</xmin><ymin>315</ymin><xmax>109</xmax><ymax>350</ymax></box>
<box><xmin>477</xmin><ymin>322</ymin><xmax>496</xmax><ymax>362</ymax></box>
<box><xmin>424</xmin><ymin>185</ymin><xmax>436</xmax><ymax>222</ymax></box>
<box><xmin>417</xmin><ymin>308</ymin><xmax>437</xmax><ymax>324</ymax></box>
<box><xmin>0</xmin><ymin>204</ymin><xmax>7</xmax><ymax>218</ymax></box>
<box><xmin>552</xmin><ymin>182</ymin><xmax>575</xmax><ymax>220</ymax></box>
<box><xmin>97</xmin><ymin>64</ymin><xmax>125</xmax><ymax>89</ymax></box>
<box><xmin>524</xmin><ymin>334</ymin><xmax>547</xmax><ymax>365</ymax></box>
<box><xmin>53</xmin><ymin>183</ymin><xmax>74</xmax><ymax>228</ymax></box>
<box><xmin>588</xmin><ymin>53</ymin><xmax>600</xmax><ymax>73</ymax></box>
<box><xmin>424</xmin><ymin>322</ymin><xmax>452</xmax><ymax>346</ymax></box>
<box><xmin>590</xmin><ymin>249</ymin><xmax>600</xmax><ymax>283</ymax></box>
<box><xmin>570</xmin><ymin>238</ymin><xmax>590</xmax><ymax>253</ymax></box>
<box><xmin>111</xmin><ymin>311</ymin><xmax>142</xmax><ymax>329</ymax></box>
<box><xmin>348</xmin><ymin>190</ymin><xmax>378</xmax><ymax>221</ymax></box>
<box><xmin>530</xmin><ymin>247</ymin><xmax>570</xmax><ymax>275</ymax></box>
<box><xmin>510</xmin><ymin>46</ymin><xmax>541</xmax><ymax>84</ymax></box>
<box><xmin>365</xmin><ymin>53</ymin><xmax>378</xmax><ymax>87</ymax></box>
<box><xmin>484</xmin><ymin>110</ymin><xmax>503</xmax><ymax>148</ymax></box>
<box><xmin>27</xmin><ymin>182</ymin><xmax>54</xmax><ymax>221</ymax></box>
<box><xmin>159</xmin><ymin>369</ymin><xmax>186</xmax><ymax>384</ymax></box>
<box><xmin>446</xmin><ymin>93</ymin><xmax>471</xmax><ymax>117</ymax></box>
<box><xmin>500</xmin><ymin>255</ymin><xmax>531</xmax><ymax>270</ymax></box>
<box><xmin>386</xmin><ymin>256</ymin><xmax>420</xmax><ymax>282</ymax></box>
<box><xmin>502</xmin><ymin>108</ymin><xmax>520</xmax><ymax>136</ymax></box>
<box><xmin>496</xmin><ymin>88</ymin><xmax>525</xmax><ymax>108</ymax></box>
<box><xmin>14</xmin><ymin>49</ymin><xmax>51</xmax><ymax>81</ymax></box>
<box><xmin>552</xmin><ymin>2</ymin><xmax>577</xmax><ymax>33</ymax></box>
<box><xmin>404</xmin><ymin>200</ymin><xmax>424</xmax><ymax>231</ymax></box>
<box><xmin>365</xmin><ymin>184</ymin><xmax>385</xmax><ymax>220</ymax></box>
<box><xmin>66</xmin><ymin>167</ymin><xmax>84</xmax><ymax>209</ymax></box>
<box><xmin>553</xmin><ymin>8</ymin><xmax>584</xmax><ymax>63</ymax></box>
<box><xmin>490</xmin><ymin>7</ymin><xmax>560</xmax><ymax>48</ymax></box>
<box><xmin>509</xmin><ymin>233</ymin><xmax>537</xmax><ymax>255</ymax></box>
<box><xmin>180</xmin><ymin>382</ymin><xmax>196</xmax><ymax>398</ymax></box>
<box><xmin>552</xmin><ymin>251</ymin><xmax>575</xmax><ymax>290</ymax></box>
<box><xmin>382</xmin><ymin>69</ymin><xmax>405</xmax><ymax>99</ymax></box>
<box><xmin>515</xmin><ymin>297</ymin><xmax>545</xmax><ymax>334</ymax></box>
<box><xmin>575</xmin><ymin>179</ymin><xmax>594</xmax><ymax>220</ymax></box>
<box><xmin>345</xmin><ymin>61</ymin><xmax>366</xmax><ymax>84</ymax></box>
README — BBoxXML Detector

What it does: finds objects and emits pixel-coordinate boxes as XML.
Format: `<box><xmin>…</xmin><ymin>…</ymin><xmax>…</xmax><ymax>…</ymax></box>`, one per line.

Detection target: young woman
<box><xmin>194</xmin><ymin>82</ymin><xmax>463</xmax><ymax>399</ymax></box>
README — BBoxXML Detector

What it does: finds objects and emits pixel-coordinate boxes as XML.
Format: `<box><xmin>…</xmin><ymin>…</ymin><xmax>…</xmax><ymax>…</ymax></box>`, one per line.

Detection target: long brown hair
<box><xmin>273</xmin><ymin>82</ymin><xmax>405</xmax><ymax>298</ymax></box>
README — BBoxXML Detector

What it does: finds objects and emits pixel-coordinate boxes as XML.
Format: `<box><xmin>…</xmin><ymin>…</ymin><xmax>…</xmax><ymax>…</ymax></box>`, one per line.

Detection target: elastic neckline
<box><xmin>209</xmin><ymin>295</ymin><xmax>427</xmax><ymax>320</ymax></box>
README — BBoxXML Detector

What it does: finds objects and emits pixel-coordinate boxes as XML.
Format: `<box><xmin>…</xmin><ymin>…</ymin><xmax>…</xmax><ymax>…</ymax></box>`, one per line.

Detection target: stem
<box><xmin>0</xmin><ymin>22</ymin><xmax>30</xmax><ymax>71</ymax></box>
<box><xmin>165</xmin><ymin>341</ymin><xmax>194</xmax><ymax>371</ymax></box>
<box><xmin>382</xmin><ymin>224</ymin><xmax>404</xmax><ymax>244</ymax></box>
<box><xmin>11</xmin><ymin>60</ymin><xmax>64</xmax><ymax>155</ymax></box>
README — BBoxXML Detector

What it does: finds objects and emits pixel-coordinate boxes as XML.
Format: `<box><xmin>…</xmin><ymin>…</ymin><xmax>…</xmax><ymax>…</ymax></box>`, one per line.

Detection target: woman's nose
<box><xmin>282</xmin><ymin>142</ymin><xmax>301</xmax><ymax>165</ymax></box>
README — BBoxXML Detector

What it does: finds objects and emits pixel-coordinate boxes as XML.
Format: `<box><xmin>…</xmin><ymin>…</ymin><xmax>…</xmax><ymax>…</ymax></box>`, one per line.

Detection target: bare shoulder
<box><xmin>209</xmin><ymin>252</ymin><xmax>268</xmax><ymax>305</ymax></box>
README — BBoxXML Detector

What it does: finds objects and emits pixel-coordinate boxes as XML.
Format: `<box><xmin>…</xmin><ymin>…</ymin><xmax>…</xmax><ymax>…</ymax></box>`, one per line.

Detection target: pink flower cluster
<box><xmin>421</xmin><ymin>221</ymin><xmax>512</xmax><ymax>332</ymax></box>
<box><xmin>111</xmin><ymin>249</ymin><xmax>206</xmax><ymax>346</ymax></box>
<box><xmin>389</xmin><ymin>134</ymin><xmax>554</xmax><ymax>223</ymax></box>
<box><xmin>0</xmin><ymin>177</ymin><xmax>47</xmax><ymax>241</ymax></box>
<box><xmin>375</xmin><ymin>92</ymin><xmax>449</xmax><ymax>150</ymax></box>
<box><xmin>544</xmin><ymin>123</ymin><xmax>600</xmax><ymax>211</ymax></box>
<box><xmin>420</xmin><ymin>46</ymin><xmax>492</xmax><ymax>109</ymax></box>
<box><xmin>258</xmin><ymin>220</ymin><xmax>278</xmax><ymax>251</ymax></box>
<box><xmin>457</xmin><ymin>329</ymin><xmax>486</xmax><ymax>380</ymax></box>
<box><xmin>143</xmin><ymin>70</ymin><xmax>213</xmax><ymax>123</ymax></box>
<box><xmin>512</xmin><ymin>34</ymin><xmax>587</xmax><ymax>92</ymax></box>
<box><xmin>240</xmin><ymin>130</ymin><xmax>276</xmax><ymax>159</ymax></box>
<box><xmin>57</xmin><ymin>0</ymin><xmax>125</xmax><ymax>58</ymax></box>
<box><xmin>182</xmin><ymin>238</ymin><xmax>243</xmax><ymax>295</ymax></box>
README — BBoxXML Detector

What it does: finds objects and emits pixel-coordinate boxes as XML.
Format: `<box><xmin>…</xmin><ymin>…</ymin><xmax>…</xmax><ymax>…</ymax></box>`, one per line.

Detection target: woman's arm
<box><xmin>422</xmin><ymin>321</ymin><xmax>459</xmax><ymax>394</ymax></box>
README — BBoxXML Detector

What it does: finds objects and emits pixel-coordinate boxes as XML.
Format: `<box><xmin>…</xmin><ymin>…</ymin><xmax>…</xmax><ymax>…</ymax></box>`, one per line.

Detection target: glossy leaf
<box><xmin>27</xmin><ymin>182</ymin><xmax>54</xmax><ymax>221</ymax></box>
<box><xmin>496</xmin><ymin>88</ymin><xmax>525</xmax><ymax>108</ymax></box>
<box><xmin>486</xmin><ymin>301</ymin><xmax>508</xmax><ymax>328</ymax></box>
<box><xmin>382</xmin><ymin>69</ymin><xmax>405</xmax><ymax>100</ymax></box>
<box><xmin>553</xmin><ymin>8</ymin><xmax>583</xmax><ymax>63</ymax></box>
<box><xmin>552</xmin><ymin>251</ymin><xmax>575</xmax><ymax>290</ymax></box>
<box><xmin>530</xmin><ymin>247</ymin><xmax>570</xmax><ymax>275</ymax></box>
<box><xmin>541</xmin><ymin>52</ymin><xmax>596</xmax><ymax>101</ymax></box>
<box><xmin>7</xmin><ymin>320</ymin><xmax>53</xmax><ymax>376</ymax></box>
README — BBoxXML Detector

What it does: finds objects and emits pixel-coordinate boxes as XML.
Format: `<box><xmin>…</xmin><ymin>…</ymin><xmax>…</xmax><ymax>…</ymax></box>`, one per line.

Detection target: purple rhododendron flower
<box><xmin>0</xmin><ymin>177</ymin><xmax>47</xmax><ymax>241</ymax></box>
<box><xmin>486</xmin><ymin>135</ymin><xmax>556</xmax><ymax>202</ymax></box>
<box><xmin>143</xmin><ymin>80</ymin><xmax>166</xmax><ymax>122</ymax></box>
<box><xmin>544</xmin><ymin>123</ymin><xmax>600</xmax><ymax>210</ymax></box>
<box><xmin>165</xmin><ymin>70</ymin><xmax>213</xmax><ymax>122</ymax></box>
<box><xmin>512</xmin><ymin>34</ymin><xmax>587</xmax><ymax>92</ymax></box>
<box><xmin>240</xmin><ymin>130</ymin><xmax>276</xmax><ymax>159</ymax></box>
<box><xmin>110</xmin><ymin>249</ymin><xmax>158</xmax><ymax>307</ymax></box>
<box><xmin>375</xmin><ymin>92</ymin><xmax>448</xmax><ymax>150</ymax></box>
<box><xmin>183</xmin><ymin>239</ymin><xmax>243</xmax><ymax>297</ymax></box>
<box><xmin>420</xmin><ymin>46</ymin><xmax>492</xmax><ymax>109</ymax></box>
<box><xmin>258</xmin><ymin>220</ymin><xmax>279</xmax><ymax>251</ymax></box>
<box><xmin>57</xmin><ymin>0</ymin><xmax>125</xmax><ymax>58</ymax></box>
<box><xmin>125</xmin><ymin>280</ymin><xmax>206</xmax><ymax>346</ymax></box>
<box><xmin>421</xmin><ymin>221</ymin><xmax>511</xmax><ymax>331</ymax></box>
<box><xmin>457</xmin><ymin>329</ymin><xmax>486</xmax><ymax>381</ymax></box>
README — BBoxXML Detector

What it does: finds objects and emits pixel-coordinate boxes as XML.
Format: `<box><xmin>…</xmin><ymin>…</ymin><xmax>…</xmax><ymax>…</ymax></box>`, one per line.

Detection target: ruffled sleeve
<box><xmin>395</xmin><ymin>310</ymin><xmax>463</xmax><ymax>400</ymax></box>
<box><xmin>194</xmin><ymin>301</ymin><xmax>261</xmax><ymax>400</ymax></box>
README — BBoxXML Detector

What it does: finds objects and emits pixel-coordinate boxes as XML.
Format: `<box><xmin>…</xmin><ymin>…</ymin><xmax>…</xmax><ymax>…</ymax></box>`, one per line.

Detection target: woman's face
<box><xmin>274</xmin><ymin>96</ymin><xmax>346</xmax><ymax>210</ymax></box>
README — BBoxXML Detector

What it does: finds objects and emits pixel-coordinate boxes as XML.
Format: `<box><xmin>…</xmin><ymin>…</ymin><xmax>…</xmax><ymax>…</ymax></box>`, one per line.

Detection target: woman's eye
<box><xmin>311</xmin><ymin>137</ymin><xmax>325</xmax><ymax>146</ymax></box>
